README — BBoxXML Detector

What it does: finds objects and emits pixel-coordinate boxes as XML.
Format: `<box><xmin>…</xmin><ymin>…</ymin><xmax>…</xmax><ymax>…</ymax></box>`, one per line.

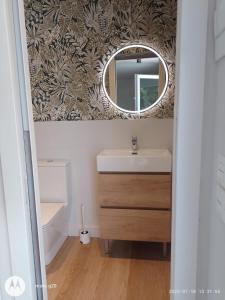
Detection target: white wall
<box><xmin>34</xmin><ymin>119</ymin><xmax>173</xmax><ymax>236</ymax></box>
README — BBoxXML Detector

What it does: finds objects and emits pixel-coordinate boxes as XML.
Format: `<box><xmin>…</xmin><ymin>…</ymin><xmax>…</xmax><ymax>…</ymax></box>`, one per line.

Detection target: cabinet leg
<box><xmin>104</xmin><ymin>239</ymin><xmax>111</xmax><ymax>256</ymax></box>
<box><xmin>162</xmin><ymin>242</ymin><xmax>167</xmax><ymax>257</ymax></box>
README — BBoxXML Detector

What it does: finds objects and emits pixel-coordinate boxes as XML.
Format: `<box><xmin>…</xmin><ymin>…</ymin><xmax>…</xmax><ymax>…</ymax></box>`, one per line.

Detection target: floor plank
<box><xmin>126</xmin><ymin>260</ymin><xmax>170</xmax><ymax>300</ymax></box>
<box><xmin>46</xmin><ymin>238</ymin><xmax>170</xmax><ymax>300</ymax></box>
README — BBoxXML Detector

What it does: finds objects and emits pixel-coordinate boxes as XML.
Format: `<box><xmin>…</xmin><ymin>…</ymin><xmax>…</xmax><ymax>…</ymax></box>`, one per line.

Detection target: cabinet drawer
<box><xmin>100</xmin><ymin>208</ymin><xmax>171</xmax><ymax>242</ymax></box>
<box><xmin>98</xmin><ymin>173</ymin><xmax>171</xmax><ymax>209</ymax></box>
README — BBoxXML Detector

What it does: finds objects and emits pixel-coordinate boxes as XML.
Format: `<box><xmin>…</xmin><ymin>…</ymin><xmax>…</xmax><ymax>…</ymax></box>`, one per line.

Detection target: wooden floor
<box><xmin>46</xmin><ymin>238</ymin><xmax>170</xmax><ymax>300</ymax></box>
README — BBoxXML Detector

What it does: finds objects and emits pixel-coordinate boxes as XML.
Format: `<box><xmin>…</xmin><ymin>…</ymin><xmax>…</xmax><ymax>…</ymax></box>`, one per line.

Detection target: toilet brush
<box><xmin>80</xmin><ymin>204</ymin><xmax>90</xmax><ymax>244</ymax></box>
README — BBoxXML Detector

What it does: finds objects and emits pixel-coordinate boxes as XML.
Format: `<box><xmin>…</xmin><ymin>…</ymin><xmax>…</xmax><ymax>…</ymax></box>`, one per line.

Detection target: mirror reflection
<box><xmin>103</xmin><ymin>45</ymin><xmax>168</xmax><ymax>113</ymax></box>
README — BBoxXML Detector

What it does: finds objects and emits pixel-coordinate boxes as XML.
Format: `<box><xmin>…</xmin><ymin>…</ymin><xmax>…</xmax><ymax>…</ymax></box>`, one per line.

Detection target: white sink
<box><xmin>97</xmin><ymin>149</ymin><xmax>172</xmax><ymax>173</ymax></box>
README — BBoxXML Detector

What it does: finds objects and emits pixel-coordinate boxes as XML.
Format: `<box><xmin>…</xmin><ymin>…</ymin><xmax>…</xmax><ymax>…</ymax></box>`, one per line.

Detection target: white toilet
<box><xmin>38</xmin><ymin>160</ymin><xmax>70</xmax><ymax>265</ymax></box>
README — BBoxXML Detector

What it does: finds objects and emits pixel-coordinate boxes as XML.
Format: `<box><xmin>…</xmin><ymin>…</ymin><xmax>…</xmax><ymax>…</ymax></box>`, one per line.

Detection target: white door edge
<box><xmin>0</xmin><ymin>0</ymin><xmax>47</xmax><ymax>299</ymax></box>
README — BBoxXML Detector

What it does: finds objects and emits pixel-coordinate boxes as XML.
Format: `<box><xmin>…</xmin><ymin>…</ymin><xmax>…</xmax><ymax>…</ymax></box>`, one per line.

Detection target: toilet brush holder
<box><xmin>80</xmin><ymin>230</ymin><xmax>90</xmax><ymax>244</ymax></box>
<box><xmin>80</xmin><ymin>204</ymin><xmax>90</xmax><ymax>244</ymax></box>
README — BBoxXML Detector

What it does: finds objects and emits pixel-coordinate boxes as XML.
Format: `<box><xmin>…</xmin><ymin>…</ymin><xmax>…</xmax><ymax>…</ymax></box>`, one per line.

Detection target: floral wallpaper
<box><xmin>24</xmin><ymin>0</ymin><xmax>177</xmax><ymax>121</ymax></box>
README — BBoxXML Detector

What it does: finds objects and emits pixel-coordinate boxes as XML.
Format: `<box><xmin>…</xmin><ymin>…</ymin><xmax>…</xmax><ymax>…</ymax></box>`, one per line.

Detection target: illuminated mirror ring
<box><xmin>103</xmin><ymin>45</ymin><xmax>169</xmax><ymax>114</ymax></box>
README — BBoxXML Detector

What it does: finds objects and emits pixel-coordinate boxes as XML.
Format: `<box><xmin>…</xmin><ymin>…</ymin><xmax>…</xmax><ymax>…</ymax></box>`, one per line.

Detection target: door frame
<box><xmin>0</xmin><ymin>0</ymin><xmax>47</xmax><ymax>299</ymax></box>
<box><xmin>171</xmin><ymin>0</ymin><xmax>209</xmax><ymax>298</ymax></box>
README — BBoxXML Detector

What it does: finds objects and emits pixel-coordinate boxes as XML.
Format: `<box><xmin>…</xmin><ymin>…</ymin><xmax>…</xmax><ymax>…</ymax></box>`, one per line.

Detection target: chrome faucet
<box><xmin>131</xmin><ymin>136</ymin><xmax>138</xmax><ymax>154</ymax></box>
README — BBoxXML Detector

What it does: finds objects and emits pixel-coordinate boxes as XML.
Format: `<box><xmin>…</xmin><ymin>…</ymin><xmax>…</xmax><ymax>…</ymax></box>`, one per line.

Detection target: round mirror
<box><xmin>103</xmin><ymin>45</ymin><xmax>168</xmax><ymax>113</ymax></box>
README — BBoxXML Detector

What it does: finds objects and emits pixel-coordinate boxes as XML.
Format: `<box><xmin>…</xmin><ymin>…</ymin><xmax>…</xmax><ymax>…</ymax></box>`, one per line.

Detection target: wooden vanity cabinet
<box><xmin>98</xmin><ymin>172</ymin><xmax>172</xmax><ymax>250</ymax></box>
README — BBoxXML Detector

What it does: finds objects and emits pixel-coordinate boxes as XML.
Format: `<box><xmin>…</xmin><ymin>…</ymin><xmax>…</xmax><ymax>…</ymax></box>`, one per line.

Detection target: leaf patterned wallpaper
<box><xmin>24</xmin><ymin>0</ymin><xmax>177</xmax><ymax>121</ymax></box>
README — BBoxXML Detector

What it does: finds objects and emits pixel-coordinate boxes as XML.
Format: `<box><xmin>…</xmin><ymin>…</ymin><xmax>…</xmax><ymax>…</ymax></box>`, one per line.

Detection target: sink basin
<box><xmin>97</xmin><ymin>149</ymin><xmax>172</xmax><ymax>173</ymax></box>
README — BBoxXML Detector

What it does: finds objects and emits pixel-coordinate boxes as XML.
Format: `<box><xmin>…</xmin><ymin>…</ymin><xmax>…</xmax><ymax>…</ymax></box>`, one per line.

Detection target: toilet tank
<box><xmin>38</xmin><ymin>160</ymin><xmax>70</xmax><ymax>205</ymax></box>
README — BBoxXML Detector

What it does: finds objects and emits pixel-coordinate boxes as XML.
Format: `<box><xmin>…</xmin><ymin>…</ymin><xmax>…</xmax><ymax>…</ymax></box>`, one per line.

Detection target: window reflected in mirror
<box><xmin>103</xmin><ymin>45</ymin><xmax>168</xmax><ymax>113</ymax></box>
